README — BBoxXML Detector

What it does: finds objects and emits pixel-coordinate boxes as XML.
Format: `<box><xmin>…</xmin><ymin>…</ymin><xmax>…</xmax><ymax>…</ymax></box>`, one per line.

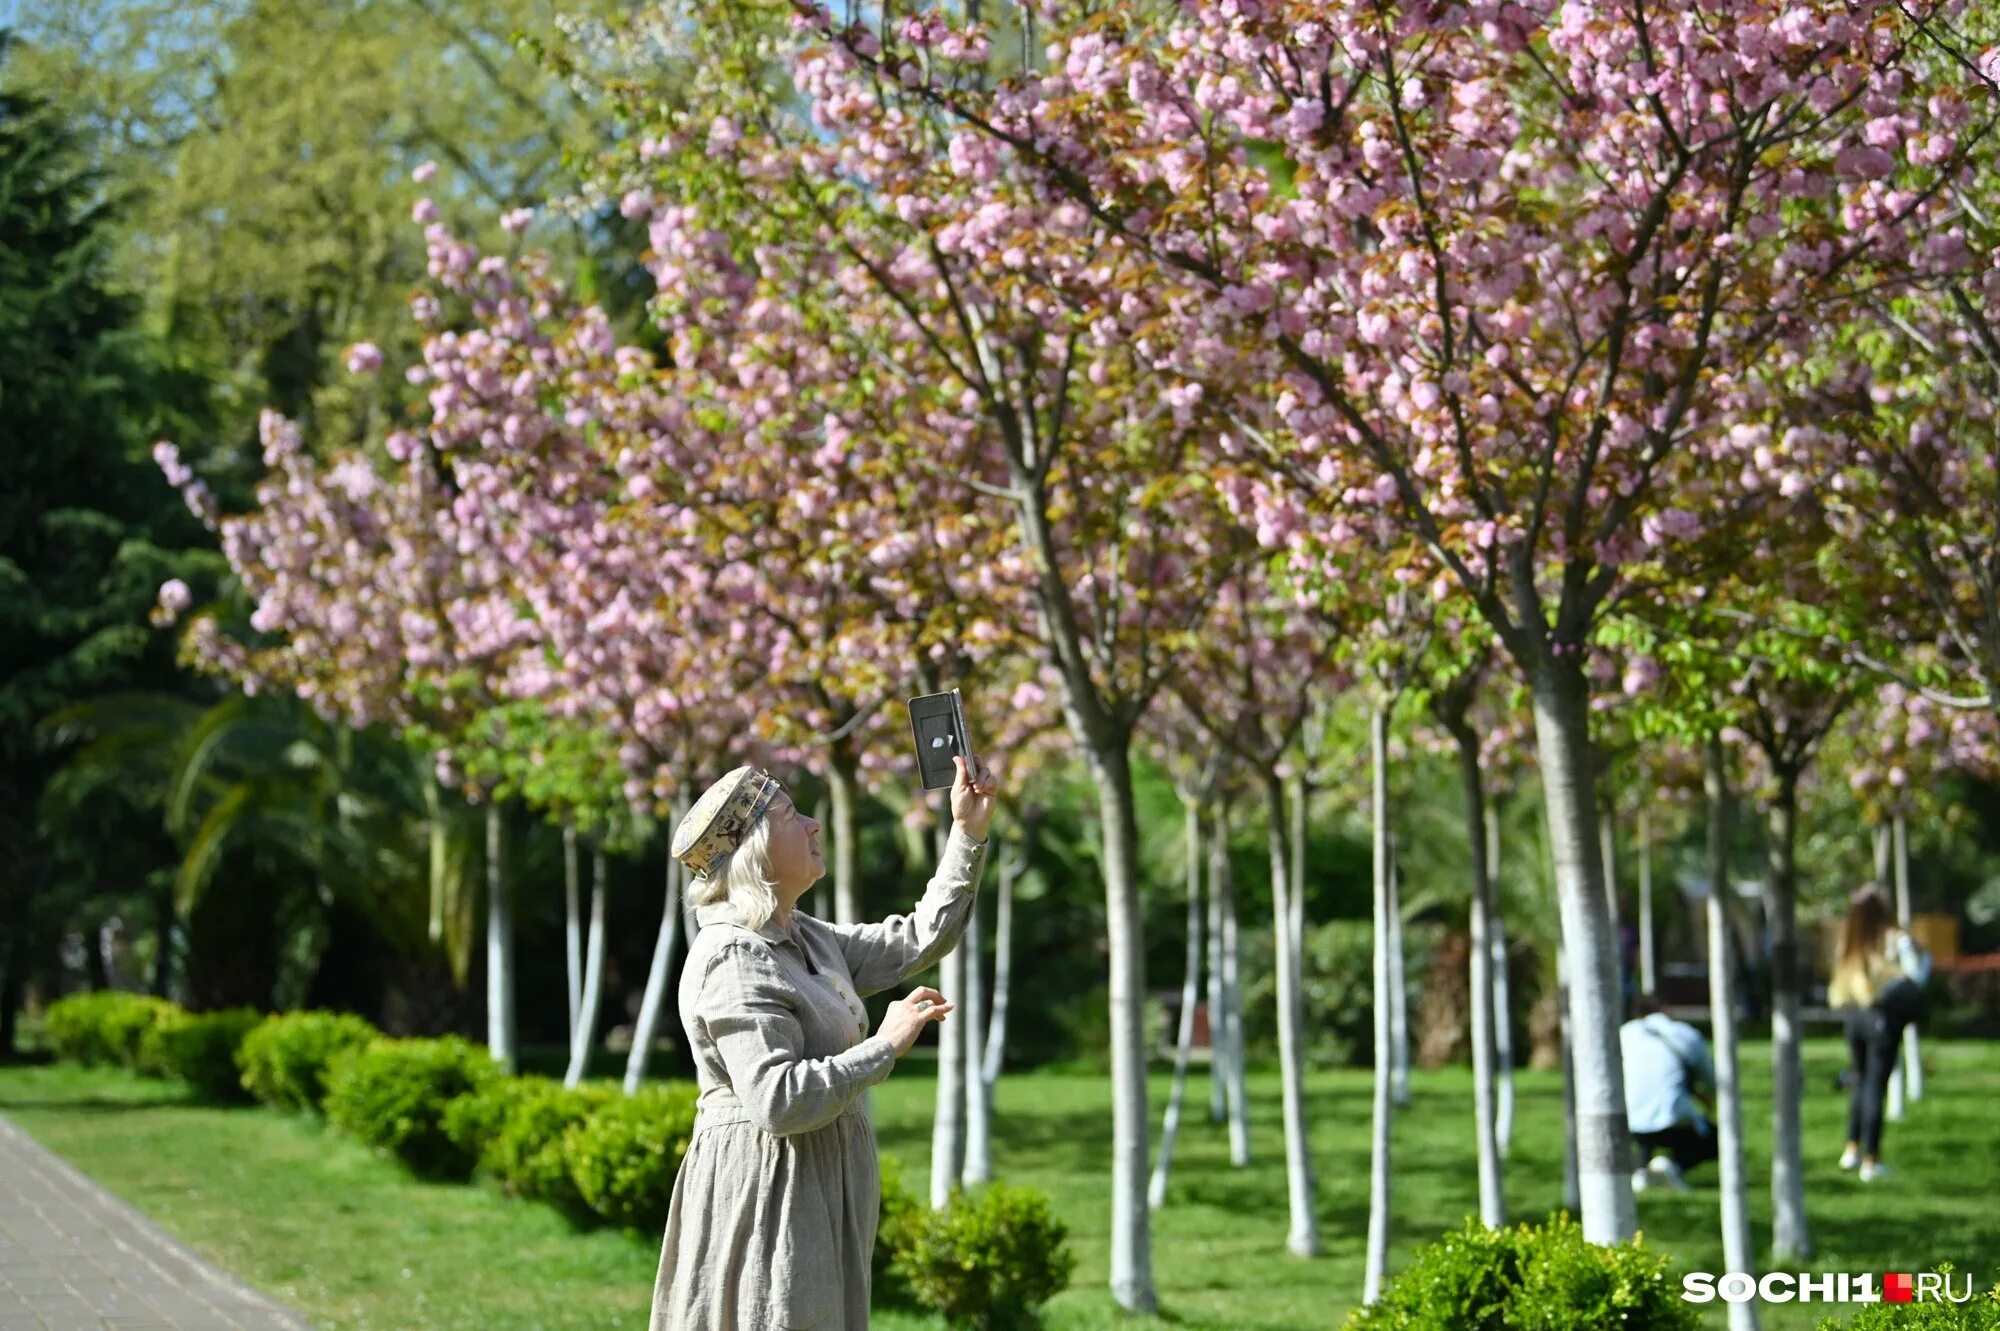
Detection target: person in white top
<box><xmin>1828</xmin><ymin>883</ymin><xmax>1930</xmax><ymax>1182</ymax></box>
<box><xmin>1619</xmin><ymin>995</ymin><xmax>1717</xmax><ymax>1193</ymax></box>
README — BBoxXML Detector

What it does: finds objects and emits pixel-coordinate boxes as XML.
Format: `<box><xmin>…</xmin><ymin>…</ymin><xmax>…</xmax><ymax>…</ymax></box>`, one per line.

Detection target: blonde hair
<box><xmin>1831</xmin><ymin>883</ymin><xmax>1896</xmax><ymax>1007</ymax></box>
<box><xmin>688</xmin><ymin>816</ymin><xmax>778</xmax><ymax>933</ymax></box>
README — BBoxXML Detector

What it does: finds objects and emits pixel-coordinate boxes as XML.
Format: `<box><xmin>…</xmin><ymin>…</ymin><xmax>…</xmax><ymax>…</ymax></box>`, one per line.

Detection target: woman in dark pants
<box><xmin>1829</xmin><ymin>885</ymin><xmax>1930</xmax><ymax>1182</ymax></box>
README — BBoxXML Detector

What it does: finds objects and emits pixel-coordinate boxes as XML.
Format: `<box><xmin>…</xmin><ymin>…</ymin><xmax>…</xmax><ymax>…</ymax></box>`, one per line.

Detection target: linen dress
<box><xmin>649</xmin><ymin>826</ymin><xmax>988</xmax><ymax>1331</ymax></box>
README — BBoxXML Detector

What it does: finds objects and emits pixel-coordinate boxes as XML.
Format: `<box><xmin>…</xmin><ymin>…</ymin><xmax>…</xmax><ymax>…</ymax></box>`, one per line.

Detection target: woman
<box><xmin>650</xmin><ymin>753</ymin><xmax>997</xmax><ymax>1330</ymax></box>
<box><xmin>1828</xmin><ymin>883</ymin><xmax>1930</xmax><ymax>1182</ymax></box>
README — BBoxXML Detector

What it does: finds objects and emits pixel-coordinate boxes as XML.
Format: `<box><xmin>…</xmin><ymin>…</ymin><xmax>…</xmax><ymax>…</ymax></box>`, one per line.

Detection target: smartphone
<box><xmin>907</xmin><ymin>689</ymin><xmax>975</xmax><ymax>791</ymax></box>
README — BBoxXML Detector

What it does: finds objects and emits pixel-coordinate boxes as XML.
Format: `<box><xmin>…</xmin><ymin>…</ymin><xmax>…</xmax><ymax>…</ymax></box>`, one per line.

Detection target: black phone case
<box><xmin>908</xmin><ymin>690</ymin><xmax>971</xmax><ymax>790</ymax></box>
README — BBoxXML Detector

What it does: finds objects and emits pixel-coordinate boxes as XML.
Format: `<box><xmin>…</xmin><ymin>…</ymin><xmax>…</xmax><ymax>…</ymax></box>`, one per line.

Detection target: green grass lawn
<box><xmin>2</xmin><ymin>1037</ymin><xmax>1995</xmax><ymax>1330</ymax></box>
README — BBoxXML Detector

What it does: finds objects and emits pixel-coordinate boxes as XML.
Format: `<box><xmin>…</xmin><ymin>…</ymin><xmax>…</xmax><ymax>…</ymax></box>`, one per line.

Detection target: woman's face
<box><xmin>762</xmin><ymin>789</ymin><xmax>824</xmax><ymax>900</ymax></box>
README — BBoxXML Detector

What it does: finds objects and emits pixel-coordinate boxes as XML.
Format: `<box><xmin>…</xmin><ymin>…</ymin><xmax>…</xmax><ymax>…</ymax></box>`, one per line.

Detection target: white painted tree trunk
<box><xmin>1766</xmin><ymin>773</ymin><xmax>1812</xmax><ymax>1261</ymax></box>
<box><xmin>565</xmin><ymin>847</ymin><xmax>609</xmax><ymax>1088</ymax></box>
<box><xmin>1288</xmin><ymin>773</ymin><xmax>1309</xmax><ymax>1018</ymax></box>
<box><xmin>1893</xmin><ymin>811</ymin><xmax>1922</xmax><ymax>1104</ymax></box>
<box><xmin>426</xmin><ymin>776</ymin><xmax>448</xmax><ymax>946</ymax></box>
<box><xmin>1149</xmin><ymin>798</ymin><xmax>1205</xmax><ymax>1209</ymax></box>
<box><xmin>1089</xmin><ymin>746</ymin><xmax>1156</xmax><ymax>1311</ymax></box>
<box><xmin>624</xmin><ymin>839</ymin><xmax>684</xmax><ymax>1094</ymax></box>
<box><xmin>962</xmin><ymin>864</ymin><xmax>992</xmax><ymax>1187</ymax></box>
<box><xmin>982</xmin><ymin>837</ymin><xmax>1019</xmax><ymax>1090</ymax></box>
<box><xmin>1455</xmin><ymin>732</ymin><xmax>1505</xmax><ymax>1227</ymax></box>
<box><xmin>1528</xmin><ymin>667</ymin><xmax>1637</xmax><ymax>1243</ymax></box>
<box><xmin>1487</xmin><ymin>805</ymin><xmax>1514</xmax><ymax>1160</ymax></box>
<box><xmin>564</xmin><ymin>823</ymin><xmax>582</xmax><ymax>1044</ymax></box>
<box><xmin>827</xmin><ymin>754</ymin><xmax>863</xmax><ymax>927</ymax></box>
<box><xmin>485</xmin><ymin>799</ymin><xmax>518</xmax><ymax>1073</ymax></box>
<box><xmin>1266</xmin><ymin>774</ymin><xmax>1321</xmax><ymax>1256</ymax></box>
<box><xmin>1387</xmin><ymin>832</ymin><xmax>1410</xmax><ymax>1108</ymax></box>
<box><xmin>1214</xmin><ymin>803</ymin><xmax>1250</xmax><ymax>1166</ymax></box>
<box><xmin>812</xmin><ymin>797</ymin><xmax>831</xmax><ymax>922</ymax></box>
<box><xmin>932</xmin><ymin>819</ymin><xmax>967</xmax><ymax>1210</ymax></box>
<box><xmin>1600</xmin><ymin>812</ymin><xmax>1624</xmax><ymax>1008</ymax></box>
<box><xmin>1208</xmin><ymin>816</ymin><xmax>1228</xmax><ymax>1126</ymax></box>
<box><xmin>1638</xmin><ymin>809</ymin><xmax>1657</xmax><ymax>997</ymax></box>
<box><xmin>1559</xmin><ymin>940</ymin><xmax>1580</xmax><ymax>1213</ymax></box>
<box><xmin>1705</xmin><ymin>738</ymin><xmax>1761</xmax><ymax>1331</ymax></box>
<box><xmin>1364</xmin><ymin>705</ymin><xmax>1395</xmax><ymax>1302</ymax></box>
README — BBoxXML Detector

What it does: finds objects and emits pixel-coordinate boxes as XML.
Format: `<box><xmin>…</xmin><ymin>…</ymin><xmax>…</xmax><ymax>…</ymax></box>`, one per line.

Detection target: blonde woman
<box><xmin>1828</xmin><ymin>884</ymin><xmax>1930</xmax><ymax>1181</ymax></box>
<box><xmin>650</xmin><ymin>754</ymin><xmax>996</xmax><ymax>1331</ymax></box>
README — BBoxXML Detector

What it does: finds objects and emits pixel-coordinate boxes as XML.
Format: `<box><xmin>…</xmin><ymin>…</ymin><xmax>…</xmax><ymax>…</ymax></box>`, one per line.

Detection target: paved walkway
<box><xmin>0</xmin><ymin>1114</ymin><xmax>314</xmax><ymax>1330</ymax></box>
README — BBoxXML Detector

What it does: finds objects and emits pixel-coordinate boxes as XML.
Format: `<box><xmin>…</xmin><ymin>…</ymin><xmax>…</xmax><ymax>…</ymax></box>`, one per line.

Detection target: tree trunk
<box><xmin>1455</xmin><ymin>731</ymin><xmax>1506</xmax><ymax>1227</ymax></box>
<box><xmin>1527</xmin><ymin>664</ymin><xmax>1637</xmax><ymax>1243</ymax></box>
<box><xmin>483</xmin><ymin>800</ymin><xmax>518</xmax><ymax>1072</ymax></box>
<box><xmin>1149</xmin><ymin>797</ymin><xmax>1205</xmax><ymax>1209</ymax></box>
<box><xmin>1364</xmin><ymin>704</ymin><xmax>1394</xmax><ymax>1301</ymax></box>
<box><xmin>1600</xmin><ymin>810</ymin><xmax>1625</xmax><ymax>1012</ymax></box>
<box><xmin>1214</xmin><ymin>802</ymin><xmax>1250</xmax><ymax>1166</ymax></box>
<box><xmin>1705</xmin><ymin>737</ymin><xmax>1761</xmax><ymax>1331</ymax></box>
<box><xmin>426</xmin><ymin>775</ymin><xmax>448</xmax><ymax>947</ymax></box>
<box><xmin>1266</xmin><ymin>772</ymin><xmax>1323</xmax><ymax>1255</ymax></box>
<box><xmin>1288</xmin><ymin>771</ymin><xmax>1309</xmax><ymax>1019</ymax></box>
<box><xmin>1892</xmin><ymin>811</ymin><xmax>1922</xmax><ymax>1106</ymax></box>
<box><xmin>932</xmin><ymin>818</ymin><xmax>967</xmax><ymax>1209</ymax></box>
<box><xmin>827</xmin><ymin>748</ymin><xmax>864</xmax><ymax>926</ymax></box>
<box><xmin>1487</xmin><ymin>805</ymin><xmax>1514</xmax><ymax>1160</ymax></box>
<box><xmin>1085</xmin><ymin>741</ymin><xmax>1156</xmax><ymax>1311</ymax></box>
<box><xmin>982</xmin><ymin>834</ymin><xmax>1018</xmax><ymax>1089</ymax></box>
<box><xmin>1559</xmin><ymin>940</ymin><xmax>1581</xmax><ymax>1213</ymax></box>
<box><xmin>152</xmin><ymin>876</ymin><xmax>174</xmax><ymax>999</ymax></box>
<box><xmin>1387</xmin><ymin>833</ymin><xmax>1410</xmax><ymax>1108</ymax></box>
<box><xmin>962</xmin><ymin>859</ymin><xmax>991</xmax><ymax>1187</ymax></box>
<box><xmin>1208</xmin><ymin>810</ymin><xmax>1228</xmax><ymax>1126</ymax></box>
<box><xmin>624</xmin><ymin>833</ymin><xmax>685</xmax><ymax>1094</ymax></box>
<box><xmin>1766</xmin><ymin>770</ymin><xmax>1812</xmax><ymax>1260</ymax></box>
<box><xmin>564</xmin><ymin>823</ymin><xmax>583</xmax><ymax>1044</ymax></box>
<box><xmin>1638</xmin><ymin>809</ymin><xmax>1657</xmax><ymax>998</ymax></box>
<box><xmin>0</xmin><ymin>932</ymin><xmax>20</xmax><ymax>1059</ymax></box>
<box><xmin>565</xmin><ymin>847</ymin><xmax>610</xmax><ymax>1087</ymax></box>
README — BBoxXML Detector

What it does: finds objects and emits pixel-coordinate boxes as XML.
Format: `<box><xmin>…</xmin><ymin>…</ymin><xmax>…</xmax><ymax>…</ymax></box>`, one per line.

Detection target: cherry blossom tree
<box><xmin>809</xmin><ymin>0</ymin><xmax>1998</xmax><ymax>1244</ymax></box>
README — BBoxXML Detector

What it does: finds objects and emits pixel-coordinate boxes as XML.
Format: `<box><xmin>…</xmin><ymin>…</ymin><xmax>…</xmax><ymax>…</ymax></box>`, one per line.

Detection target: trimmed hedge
<box><xmin>137</xmin><ymin>1008</ymin><xmax>262</xmax><ymax>1102</ymax></box>
<box><xmin>888</xmin><ymin>1184</ymin><xmax>1076</xmax><ymax>1331</ymax></box>
<box><xmin>561</xmin><ymin>1083</ymin><xmax>698</xmax><ymax>1232</ymax></box>
<box><xmin>44</xmin><ymin>992</ymin><xmax>179</xmax><ymax>1069</ymax></box>
<box><xmin>238</xmin><ymin>1011</ymin><xmax>381</xmax><ymax>1112</ymax></box>
<box><xmin>1343</xmin><ymin>1213</ymin><xmax>1697</xmax><ymax>1331</ymax></box>
<box><xmin>444</xmin><ymin>1077</ymin><xmax>618</xmax><ymax>1214</ymax></box>
<box><xmin>874</xmin><ymin>1155</ymin><xmax>925</xmax><ymax>1310</ymax></box>
<box><xmin>322</xmin><ymin>1036</ymin><xmax>501</xmax><ymax>1181</ymax></box>
<box><xmin>1813</xmin><ymin>1268</ymin><xmax>2000</xmax><ymax>1329</ymax></box>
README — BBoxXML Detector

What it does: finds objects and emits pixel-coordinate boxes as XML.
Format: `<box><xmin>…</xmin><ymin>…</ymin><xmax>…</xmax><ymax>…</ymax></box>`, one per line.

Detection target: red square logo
<box><xmin>1885</xmin><ymin>1273</ymin><xmax>1915</xmax><ymax>1304</ymax></box>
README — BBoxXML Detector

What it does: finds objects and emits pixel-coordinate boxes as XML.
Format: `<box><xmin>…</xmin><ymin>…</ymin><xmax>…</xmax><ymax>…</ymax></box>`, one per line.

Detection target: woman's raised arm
<box><xmin>826</xmin><ymin>825</ymin><xmax>988</xmax><ymax>996</ymax></box>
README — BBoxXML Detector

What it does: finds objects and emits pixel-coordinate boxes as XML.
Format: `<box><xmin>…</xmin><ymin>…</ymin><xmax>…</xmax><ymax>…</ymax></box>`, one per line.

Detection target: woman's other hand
<box><xmin>879</xmin><ymin>986</ymin><xmax>955</xmax><ymax>1058</ymax></box>
<box><xmin>951</xmin><ymin>754</ymin><xmax>998</xmax><ymax>842</ymax></box>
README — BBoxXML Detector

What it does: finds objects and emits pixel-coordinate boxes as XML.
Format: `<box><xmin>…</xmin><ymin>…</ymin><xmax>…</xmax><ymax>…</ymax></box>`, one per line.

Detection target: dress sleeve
<box><xmin>828</xmin><ymin>825</ymin><xmax>988</xmax><ymax>998</ymax></box>
<box><xmin>699</xmin><ymin>941</ymin><xmax>896</xmax><ymax>1136</ymax></box>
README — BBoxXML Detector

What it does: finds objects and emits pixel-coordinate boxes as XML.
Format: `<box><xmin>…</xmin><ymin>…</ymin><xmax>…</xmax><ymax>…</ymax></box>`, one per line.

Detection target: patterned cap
<box><xmin>672</xmin><ymin>766</ymin><xmax>784</xmax><ymax>878</ymax></box>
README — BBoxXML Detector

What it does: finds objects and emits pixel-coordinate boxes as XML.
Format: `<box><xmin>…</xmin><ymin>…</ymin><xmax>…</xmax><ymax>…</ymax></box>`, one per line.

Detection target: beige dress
<box><xmin>649</xmin><ymin>827</ymin><xmax>987</xmax><ymax>1331</ymax></box>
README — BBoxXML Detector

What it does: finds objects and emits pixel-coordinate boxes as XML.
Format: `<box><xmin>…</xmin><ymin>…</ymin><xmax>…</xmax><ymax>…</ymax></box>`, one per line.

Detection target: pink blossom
<box><xmin>345</xmin><ymin>342</ymin><xmax>384</xmax><ymax>374</ymax></box>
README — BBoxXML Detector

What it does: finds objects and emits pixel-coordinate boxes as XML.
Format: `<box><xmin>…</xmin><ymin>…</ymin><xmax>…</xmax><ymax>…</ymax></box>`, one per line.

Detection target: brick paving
<box><xmin>0</xmin><ymin>1114</ymin><xmax>313</xmax><ymax>1330</ymax></box>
